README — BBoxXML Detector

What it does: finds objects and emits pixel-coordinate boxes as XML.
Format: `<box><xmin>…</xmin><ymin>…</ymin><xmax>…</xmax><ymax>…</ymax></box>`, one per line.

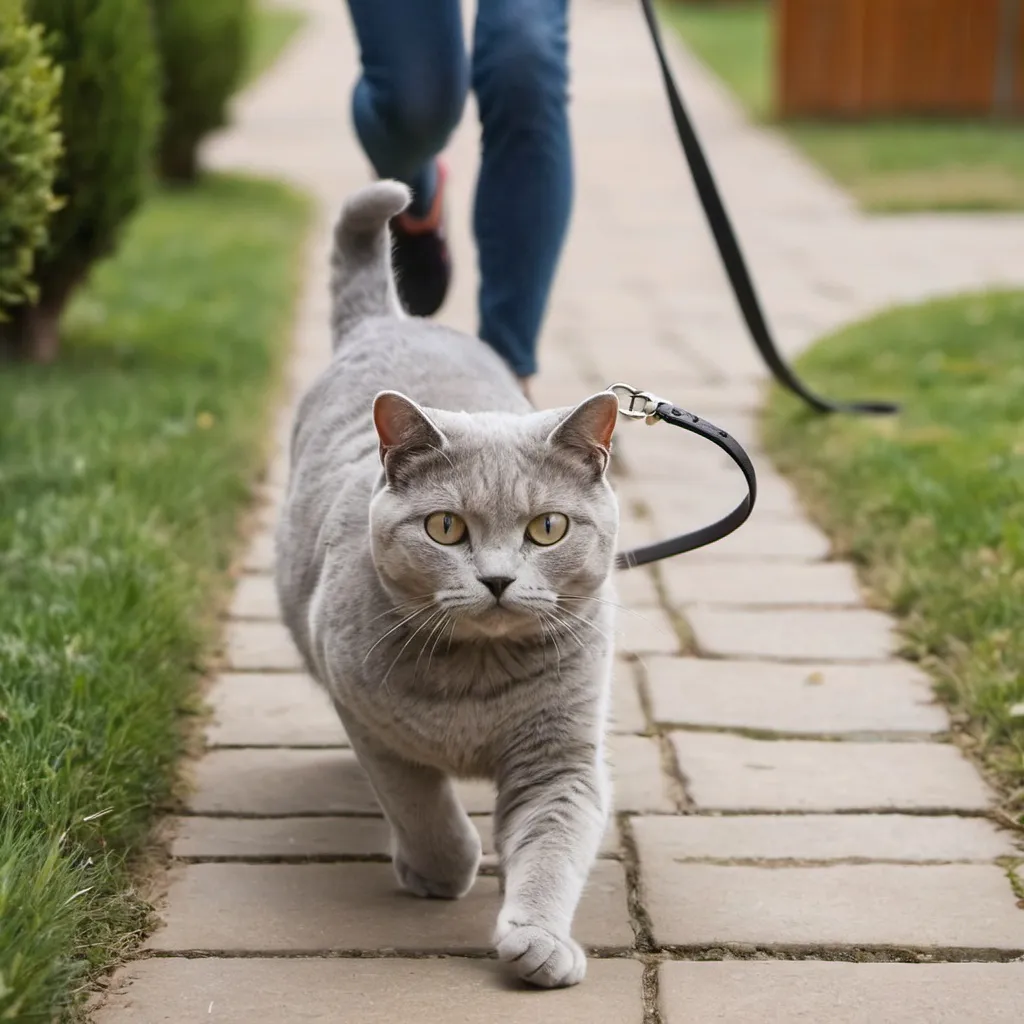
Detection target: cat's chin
<box><xmin>448</xmin><ymin>606</ymin><xmax>543</xmax><ymax>642</ymax></box>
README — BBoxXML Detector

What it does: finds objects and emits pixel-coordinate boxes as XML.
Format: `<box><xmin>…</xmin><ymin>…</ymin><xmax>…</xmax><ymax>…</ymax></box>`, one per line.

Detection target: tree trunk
<box><xmin>159</xmin><ymin>133</ymin><xmax>200</xmax><ymax>184</ymax></box>
<box><xmin>0</xmin><ymin>286</ymin><xmax>72</xmax><ymax>364</ymax></box>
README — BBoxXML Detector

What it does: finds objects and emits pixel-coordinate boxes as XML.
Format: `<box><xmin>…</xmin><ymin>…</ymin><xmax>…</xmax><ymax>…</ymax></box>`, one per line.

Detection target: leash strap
<box><xmin>610</xmin><ymin>384</ymin><xmax>757</xmax><ymax>570</ymax></box>
<box><xmin>637</xmin><ymin>0</ymin><xmax>898</xmax><ymax>417</ymax></box>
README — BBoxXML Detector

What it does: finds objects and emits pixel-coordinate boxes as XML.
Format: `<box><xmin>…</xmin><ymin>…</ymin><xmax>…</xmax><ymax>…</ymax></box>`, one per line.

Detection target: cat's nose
<box><xmin>480</xmin><ymin>576</ymin><xmax>515</xmax><ymax>599</ymax></box>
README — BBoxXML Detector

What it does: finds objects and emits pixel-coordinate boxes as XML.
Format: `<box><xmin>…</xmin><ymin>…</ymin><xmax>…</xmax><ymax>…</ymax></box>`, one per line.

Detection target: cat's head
<box><xmin>368</xmin><ymin>391</ymin><xmax>620</xmax><ymax>640</ymax></box>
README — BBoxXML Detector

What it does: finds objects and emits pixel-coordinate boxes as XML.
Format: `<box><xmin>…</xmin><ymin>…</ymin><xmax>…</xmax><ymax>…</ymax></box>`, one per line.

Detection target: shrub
<box><xmin>0</xmin><ymin>0</ymin><xmax>62</xmax><ymax>318</ymax></box>
<box><xmin>1</xmin><ymin>0</ymin><xmax>160</xmax><ymax>362</ymax></box>
<box><xmin>152</xmin><ymin>0</ymin><xmax>252</xmax><ymax>182</ymax></box>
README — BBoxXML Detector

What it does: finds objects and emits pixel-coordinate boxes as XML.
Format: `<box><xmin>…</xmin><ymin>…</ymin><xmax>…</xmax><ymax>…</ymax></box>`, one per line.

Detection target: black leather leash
<box><xmin>637</xmin><ymin>0</ymin><xmax>898</xmax><ymax>417</ymax></box>
<box><xmin>610</xmin><ymin>384</ymin><xmax>757</xmax><ymax>570</ymax></box>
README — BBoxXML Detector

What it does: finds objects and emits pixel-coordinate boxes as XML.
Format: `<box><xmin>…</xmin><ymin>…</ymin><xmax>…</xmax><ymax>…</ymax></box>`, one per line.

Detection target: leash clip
<box><xmin>608</xmin><ymin>382</ymin><xmax>665</xmax><ymax>425</ymax></box>
<box><xmin>607</xmin><ymin>381</ymin><xmax>759</xmax><ymax>570</ymax></box>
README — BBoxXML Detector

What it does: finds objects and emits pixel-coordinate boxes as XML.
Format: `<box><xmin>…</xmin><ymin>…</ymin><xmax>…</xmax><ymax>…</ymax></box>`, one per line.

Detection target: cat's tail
<box><xmin>330</xmin><ymin>180</ymin><xmax>411</xmax><ymax>345</ymax></box>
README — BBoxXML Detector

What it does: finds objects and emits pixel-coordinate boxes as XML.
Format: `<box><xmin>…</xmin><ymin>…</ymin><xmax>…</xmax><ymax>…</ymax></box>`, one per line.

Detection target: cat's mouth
<box><xmin>442</xmin><ymin>599</ymin><xmax>544</xmax><ymax>641</ymax></box>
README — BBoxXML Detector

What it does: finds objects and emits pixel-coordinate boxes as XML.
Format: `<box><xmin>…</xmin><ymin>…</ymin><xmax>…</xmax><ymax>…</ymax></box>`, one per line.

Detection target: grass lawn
<box><xmin>663</xmin><ymin>1</ymin><xmax>1024</xmax><ymax>212</ymax></box>
<box><xmin>0</xmin><ymin>174</ymin><xmax>309</xmax><ymax>1020</ymax></box>
<box><xmin>763</xmin><ymin>291</ymin><xmax>1024</xmax><ymax>818</ymax></box>
<box><xmin>246</xmin><ymin>1</ymin><xmax>307</xmax><ymax>86</ymax></box>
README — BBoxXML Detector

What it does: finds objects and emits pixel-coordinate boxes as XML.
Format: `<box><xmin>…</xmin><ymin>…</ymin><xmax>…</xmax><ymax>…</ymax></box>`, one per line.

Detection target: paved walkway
<box><xmin>95</xmin><ymin>0</ymin><xmax>1024</xmax><ymax>1020</ymax></box>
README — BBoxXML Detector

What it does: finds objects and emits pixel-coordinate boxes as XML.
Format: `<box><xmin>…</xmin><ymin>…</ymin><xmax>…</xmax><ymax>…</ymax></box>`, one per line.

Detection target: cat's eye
<box><xmin>526</xmin><ymin>513</ymin><xmax>569</xmax><ymax>546</ymax></box>
<box><xmin>425</xmin><ymin>512</ymin><xmax>467</xmax><ymax>545</ymax></box>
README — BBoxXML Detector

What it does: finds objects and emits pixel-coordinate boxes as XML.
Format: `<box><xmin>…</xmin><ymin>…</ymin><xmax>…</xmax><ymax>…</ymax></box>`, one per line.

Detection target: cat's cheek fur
<box><xmin>540</xmin><ymin>526</ymin><xmax>614</xmax><ymax>592</ymax></box>
<box><xmin>369</xmin><ymin>500</ymin><xmax>461</xmax><ymax>607</ymax></box>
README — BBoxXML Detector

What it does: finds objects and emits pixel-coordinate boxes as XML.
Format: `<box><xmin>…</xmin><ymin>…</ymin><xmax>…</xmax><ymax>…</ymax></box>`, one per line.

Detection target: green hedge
<box><xmin>153</xmin><ymin>0</ymin><xmax>252</xmax><ymax>182</ymax></box>
<box><xmin>3</xmin><ymin>0</ymin><xmax>161</xmax><ymax>362</ymax></box>
<box><xmin>0</xmin><ymin>0</ymin><xmax>62</xmax><ymax>318</ymax></box>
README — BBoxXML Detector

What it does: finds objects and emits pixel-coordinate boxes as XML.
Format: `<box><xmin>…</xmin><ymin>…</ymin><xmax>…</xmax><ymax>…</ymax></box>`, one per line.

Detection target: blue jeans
<box><xmin>345</xmin><ymin>0</ymin><xmax>572</xmax><ymax>378</ymax></box>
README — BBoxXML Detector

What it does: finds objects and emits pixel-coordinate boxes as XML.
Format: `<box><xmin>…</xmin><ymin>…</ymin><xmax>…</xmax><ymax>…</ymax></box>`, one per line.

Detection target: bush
<box><xmin>152</xmin><ymin>0</ymin><xmax>252</xmax><ymax>182</ymax></box>
<box><xmin>0</xmin><ymin>0</ymin><xmax>62</xmax><ymax>318</ymax></box>
<box><xmin>1</xmin><ymin>0</ymin><xmax>160</xmax><ymax>362</ymax></box>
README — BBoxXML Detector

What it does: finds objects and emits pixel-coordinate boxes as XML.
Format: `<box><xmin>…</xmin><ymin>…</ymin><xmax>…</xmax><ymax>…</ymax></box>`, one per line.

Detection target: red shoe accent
<box><xmin>395</xmin><ymin>161</ymin><xmax>447</xmax><ymax>235</ymax></box>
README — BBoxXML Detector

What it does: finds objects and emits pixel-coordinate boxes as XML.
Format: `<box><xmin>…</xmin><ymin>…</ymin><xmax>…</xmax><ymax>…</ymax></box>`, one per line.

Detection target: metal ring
<box><xmin>608</xmin><ymin>382</ymin><xmax>661</xmax><ymax>420</ymax></box>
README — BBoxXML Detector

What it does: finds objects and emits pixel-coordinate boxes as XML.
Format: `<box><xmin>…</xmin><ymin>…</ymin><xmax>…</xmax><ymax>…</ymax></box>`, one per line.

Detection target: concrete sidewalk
<box><xmin>94</xmin><ymin>1</ymin><xmax>1024</xmax><ymax>1020</ymax></box>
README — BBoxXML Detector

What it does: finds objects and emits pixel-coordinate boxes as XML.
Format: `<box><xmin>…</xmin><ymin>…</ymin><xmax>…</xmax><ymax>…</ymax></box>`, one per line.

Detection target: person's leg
<box><xmin>344</xmin><ymin>0</ymin><xmax>468</xmax><ymax>315</ymax></box>
<box><xmin>472</xmin><ymin>0</ymin><xmax>573</xmax><ymax>383</ymax></box>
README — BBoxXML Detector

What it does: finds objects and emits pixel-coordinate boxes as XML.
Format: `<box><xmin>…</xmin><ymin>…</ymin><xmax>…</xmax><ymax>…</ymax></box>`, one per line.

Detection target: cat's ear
<box><xmin>547</xmin><ymin>391</ymin><xmax>619</xmax><ymax>477</ymax></box>
<box><xmin>373</xmin><ymin>391</ymin><xmax>447</xmax><ymax>484</ymax></box>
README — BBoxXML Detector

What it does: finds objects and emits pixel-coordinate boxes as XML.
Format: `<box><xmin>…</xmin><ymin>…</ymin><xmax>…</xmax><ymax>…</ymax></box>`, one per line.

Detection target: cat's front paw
<box><xmin>494</xmin><ymin>919</ymin><xmax>587</xmax><ymax>988</ymax></box>
<box><xmin>393</xmin><ymin>852</ymin><xmax>477</xmax><ymax>900</ymax></box>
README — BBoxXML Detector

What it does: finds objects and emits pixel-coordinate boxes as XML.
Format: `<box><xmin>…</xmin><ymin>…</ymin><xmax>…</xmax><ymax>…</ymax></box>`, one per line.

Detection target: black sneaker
<box><xmin>390</xmin><ymin>161</ymin><xmax>451</xmax><ymax>317</ymax></box>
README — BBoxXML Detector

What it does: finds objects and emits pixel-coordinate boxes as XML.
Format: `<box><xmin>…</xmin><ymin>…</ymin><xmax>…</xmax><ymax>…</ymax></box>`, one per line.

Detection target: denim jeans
<box><xmin>344</xmin><ymin>0</ymin><xmax>572</xmax><ymax>378</ymax></box>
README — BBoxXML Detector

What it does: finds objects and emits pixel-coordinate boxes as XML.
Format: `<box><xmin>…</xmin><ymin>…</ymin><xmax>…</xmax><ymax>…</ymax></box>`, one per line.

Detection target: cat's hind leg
<box><xmin>339</xmin><ymin>710</ymin><xmax>481</xmax><ymax>899</ymax></box>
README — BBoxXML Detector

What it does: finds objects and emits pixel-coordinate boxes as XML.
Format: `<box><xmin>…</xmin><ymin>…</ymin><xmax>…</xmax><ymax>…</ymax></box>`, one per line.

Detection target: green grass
<box><xmin>245</xmin><ymin>2</ymin><xmax>306</xmax><ymax>86</ymax></box>
<box><xmin>0</xmin><ymin>174</ymin><xmax>309</xmax><ymax>1021</ymax></box>
<box><xmin>763</xmin><ymin>291</ymin><xmax>1024</xmax><ymax>816</ymax></box>
<box><xmin>663</xmin><ymin>1</ymin><xmax>1024</xmax><ymax>212</ymax></box>
<box><xmin>663</xmin><ymin>1</ymin><xmax>771</xmax><ymax>118</ymax></box>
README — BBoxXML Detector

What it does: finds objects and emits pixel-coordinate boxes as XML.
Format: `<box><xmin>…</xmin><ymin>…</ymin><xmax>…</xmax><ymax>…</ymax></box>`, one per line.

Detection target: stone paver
<box><xmin>687</xmin><ymin>607</ymin><xmax>896</xmax><ymax>661</ymax></box>
<box><xmin>659</xmin><ymin>962</ymin><xmax>1024</xmax><ymax>1024</ymax></box>
<box><xmin>631</xmin><ymin>814</ymin><xmax>1018</xmax><ymax>863</ymax></box>
<box><xmin>634</xmin><ymin>470</ymin><xmax>805</xmax><ymax>523</ymax></box>
<box><xmin>186</xmin><ymin>748</ymin><xmax>495</xmax><ymax>815</ymax></box>
<box><xmin>228</xmin><ymin>573</ymin><xmax>280</xmax><ymax>619</ymax></box>
<box><xmin>670</xmin><ymin>733</ymin><xmax>992</xmax><ymax>811</ymax></box>
<box><xmin>620</xmin><ymin>447</ymin><xmax>755</xmax><ymax>483</ymax></box>
<box><xmin>171</xmin><ymin>814</ymin><xmax>621</xmax><ymax>859</ymax></box>
<box><xmin>617</xmin><ymin>511</ymin><xmax>657</xmax><ymax>553</ymax></box>
<box><xmin>241</xmin><ymin>531</ymin><xmax>275</xmax><ymax>573</ymax></box>
<box><xmin>672</xmin><ymin>519</ymin><xmax>831</xmax><ymax>563</ymax></box>
<box><xmin>613</xmin><ymin>565</ymin><xmax>661</xmax><ymax>608</ymax></box>
<box><xmin>661</xmin><ymin>561</ymin><xmax>861</xmax><ymax>607</ymax></box>
<box><xmin>609</xmin><ymin>735</ymin><xmax>676</xmax><ymax>812</ymax></box>
<box><xmin>204</xmin><ymin>672</ymin><xmax>346</xmax><ymax>747</ymax></box>
<box><xmin>610</xmin><ymin>661</ymin><xmax>648</xmax><ymax>733</ymax></box>
<box><xmin>224</xmin><ymin>620</ymin><xmax>303</xmax><ymax>671</ymax></box>
<box><xmin>642</xmin><ymin>864</ymin><xmax>1024</xmax><ymax>949</ymax></box>
<box><xmin>645</xmin><ymin>658</ymin><xmax>947</xmax><ymax>734</ymax></box>
<box><xmin>149</xmin><ymin>861</ymin><xmax>632</xmax><ymax>952</ymax></box>
<box><xmin>617</xmin><ymin>605</ymin><xmax>682</xmax><ymax>656</ymax></box>
<box><xmin>92</xmin><ymin>0</ymin><xmax>1024</xmax><ymax>1019</ymax></box>
<box><xmin>96</xmin><ymin>958</ymin><xmax>644</xmax><ymax>1024</ymax></box>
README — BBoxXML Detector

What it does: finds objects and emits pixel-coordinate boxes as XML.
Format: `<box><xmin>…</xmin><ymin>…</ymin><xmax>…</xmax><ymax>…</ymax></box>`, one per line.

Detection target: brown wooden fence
<box><xmin>777</xmin><ymin>0</ymin><xmax>1024</xmax><ymax>118</ymax></box>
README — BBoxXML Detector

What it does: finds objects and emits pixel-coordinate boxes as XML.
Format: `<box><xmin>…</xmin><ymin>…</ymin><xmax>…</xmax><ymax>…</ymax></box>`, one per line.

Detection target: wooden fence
<box><xmin>777</xmin><ymin>0</ymin><xmax>1024</xmax><ymax>118</ymax></box>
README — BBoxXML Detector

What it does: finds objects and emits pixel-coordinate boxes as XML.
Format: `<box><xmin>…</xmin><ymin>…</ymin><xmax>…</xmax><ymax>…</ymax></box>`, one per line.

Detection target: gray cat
<box><xmin>275</xmin><ymin>180</ymin><xmax>620</xmax><ymax>988</ymax></box>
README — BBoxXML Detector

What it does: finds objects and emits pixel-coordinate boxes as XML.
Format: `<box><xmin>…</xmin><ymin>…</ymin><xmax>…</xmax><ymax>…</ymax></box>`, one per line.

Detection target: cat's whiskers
<box><xmin>533</xmin><ymin>613</ymin><xmax>561</xmax><ymax>680</ymax></box>
<box><xmin>513</xmin><ymin>593</ymin><xmax>559</xmax><ymax>614</ymax></box>
<box><xmin>561</xmin><ymin>594</ymin><xmax>662</xmax><ymax>627</ymax></box>
<box><xmin>424</xmin><ymin>613</ymin><xmax>456</xmax><ymax>678</ymax></box>
<box><xmin>444</xmin><ymin>615</ymin><xmax>458</xmax><ymax>656</ymax></box>
<box><xmin>542</xmin><ymin>608</ymin><xmax>587</xmax><ymax>650</ymax></box>
<box><xmin>363</xmin><ymin>601</ymin><xmax>435</xmax><ymax>663</ymax></box>
<box><xmin>434</xmin><ymin>593</ymin><xmax>478</xmax><ymax>613</ymax></box>
<box><xmin>555</xmin><ymin>605</ymin><xmax>612</xmax><ymax>646</ymax></box>
<box><xmin>366</xmin><ymin>595</ymin><xmax>435</xmax><ymax>627</ymax></box>
<box><xmin>381</xmin><ymin>608</ymin><xmax>447</xmax><ymax>688</ymax></box>
<box><xmin>560</xmin><ymin>594</ymin><xmax>627</xmax><ymax>611</ymax></box>
<box><xmin>416</xmin><ymin>611</ymin><xmax>453</xmax><ymax>679</ymax></box>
